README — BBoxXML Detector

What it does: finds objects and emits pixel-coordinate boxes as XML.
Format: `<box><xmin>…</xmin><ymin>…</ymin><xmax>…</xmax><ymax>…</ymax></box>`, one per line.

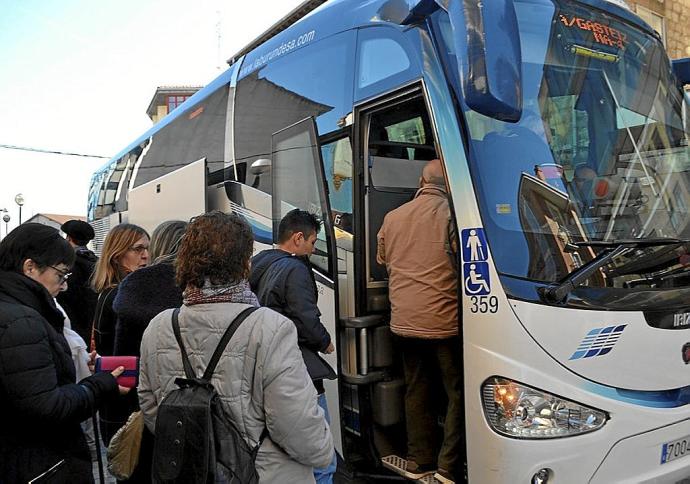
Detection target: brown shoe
<box><xmin>434</xmin><ymin>468</ymin><xmax>455</xmax><ymax>483</ymax></box>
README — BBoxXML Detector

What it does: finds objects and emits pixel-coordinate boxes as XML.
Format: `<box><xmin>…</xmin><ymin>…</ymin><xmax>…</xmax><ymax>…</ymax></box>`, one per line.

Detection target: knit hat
<box><xmin>61</xmin><ymin>220</ymin><xmax>95</xmax><ymax>244</ymax></box>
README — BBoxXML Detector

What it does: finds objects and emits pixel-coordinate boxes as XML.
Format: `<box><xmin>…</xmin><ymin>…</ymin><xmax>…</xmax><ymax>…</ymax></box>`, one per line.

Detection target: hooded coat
<box><xmin>0</xmin><ymin>271</ymin><xmax>119</xmax><ymax>484</ymax></box>
<box><xmin>249</xmin><ymin>249</ymin><xmax>335</xmax><ymax>382</ymax></box>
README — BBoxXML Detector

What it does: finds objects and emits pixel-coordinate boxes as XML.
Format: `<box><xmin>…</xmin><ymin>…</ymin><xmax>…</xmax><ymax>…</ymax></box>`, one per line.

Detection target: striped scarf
<box><xmin>183</xmin><ymin>279</ymin><xmax>259</xmax><ymax>307</ymax></box>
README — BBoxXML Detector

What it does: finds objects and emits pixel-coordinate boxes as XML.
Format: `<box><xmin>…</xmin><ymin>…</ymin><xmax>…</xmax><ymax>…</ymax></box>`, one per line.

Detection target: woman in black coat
<box><xmin>90</xmin><ymin>223</ymin><xmax>149</xmax><ymax>447</ymax></box>
<box><xmin>0</xmin><ymin>224</ymin><xmax>127</xmax><ymax>484</ymax></box>
<box><xmin>91</xmin><ymin>223</ymin><xmax>149</xmax><ymax>357</ymax></box>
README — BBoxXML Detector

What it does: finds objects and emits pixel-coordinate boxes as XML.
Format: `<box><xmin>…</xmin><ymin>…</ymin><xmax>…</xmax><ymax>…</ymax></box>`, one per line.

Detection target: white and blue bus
<box><xmin>89</xmin><ymin>0</ymin><xmax>690</xmax><ymax>481</ymax></box>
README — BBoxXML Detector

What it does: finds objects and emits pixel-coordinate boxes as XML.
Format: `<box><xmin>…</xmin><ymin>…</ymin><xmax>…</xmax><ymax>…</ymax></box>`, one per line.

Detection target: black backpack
<box><xmin>152</xmin><ymin>306</ymin><xmax>266</xmax><ymax>484</ymax></box>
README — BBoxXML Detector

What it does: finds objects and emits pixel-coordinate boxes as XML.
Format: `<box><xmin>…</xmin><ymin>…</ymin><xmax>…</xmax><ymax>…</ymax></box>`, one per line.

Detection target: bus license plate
<box><xmin>661</xmin><ymin>436</ymin><xmax>690</xmax><ymax>464</ymax></box>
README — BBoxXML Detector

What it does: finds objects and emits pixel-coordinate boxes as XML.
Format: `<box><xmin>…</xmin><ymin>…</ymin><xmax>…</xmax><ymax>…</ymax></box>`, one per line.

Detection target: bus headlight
<box><xmin>481</xmin><ymin>377</ymin><xmax>607</xmax><ymax>438</ymax></box>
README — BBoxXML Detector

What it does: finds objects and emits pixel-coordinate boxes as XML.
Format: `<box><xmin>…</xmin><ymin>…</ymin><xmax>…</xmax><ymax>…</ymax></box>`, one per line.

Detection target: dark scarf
<box><xmin>183</xmin><ymin>279</ymin><xmax>259</xmax><ymax>307</ymax></box>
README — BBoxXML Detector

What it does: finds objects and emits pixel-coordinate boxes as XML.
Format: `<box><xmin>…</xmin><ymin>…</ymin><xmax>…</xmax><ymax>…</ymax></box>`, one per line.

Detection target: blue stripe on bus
<box><xmin>247</xmin><ymin>218</ymin><xmax>272</xmax><ymax>245</ymax></box>
<box><xmin>584</xmin><ymin>381</ymin><xmax>690</xmax><ymax>408</ymax></box>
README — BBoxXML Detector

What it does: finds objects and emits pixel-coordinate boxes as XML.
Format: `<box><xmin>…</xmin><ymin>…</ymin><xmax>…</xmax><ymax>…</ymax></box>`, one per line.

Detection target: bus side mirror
<box><xmin>446</xmin><ymin>0</ymin><xmax>523</xmax><ymax>122</ymax></box>
<box><xmin>672</xmin><ymin>58</ymin><xmax>690</xmax><ymax>86</ymax></box>
<box><xmin>250</xmin><ymin>158</ymin><xmax>272</xmax><ymax>176</ymax></box>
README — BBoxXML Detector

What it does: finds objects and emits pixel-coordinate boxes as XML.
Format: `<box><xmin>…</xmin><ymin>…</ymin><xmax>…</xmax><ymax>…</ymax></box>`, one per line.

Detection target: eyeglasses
<box><xmin>129</xmin><ymin>245</ymin><xmax>149</xmax><ymax>254</ymax></box>
<box><xmin>49</xmin><ymin>265</ymin><xmax>72</xmax><ymax>283</ymax></box>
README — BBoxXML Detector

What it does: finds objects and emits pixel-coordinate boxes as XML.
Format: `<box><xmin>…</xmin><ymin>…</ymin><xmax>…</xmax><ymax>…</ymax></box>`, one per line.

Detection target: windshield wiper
<box><xmin>573</xmin><ymin>237</ymin><xmax>689</xmax><ymax>248</ymax></box>
<box><xmin>542</xmin><ymin>238</ymin><xmax>690</xmax><ymax>303</ymax></box>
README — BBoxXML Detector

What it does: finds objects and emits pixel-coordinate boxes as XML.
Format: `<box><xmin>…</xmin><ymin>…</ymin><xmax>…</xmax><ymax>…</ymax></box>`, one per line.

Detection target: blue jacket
<box><xmin>249</xmin><ymin>249</ymin><xmax>335</xmax><ymax>381</ymax></box>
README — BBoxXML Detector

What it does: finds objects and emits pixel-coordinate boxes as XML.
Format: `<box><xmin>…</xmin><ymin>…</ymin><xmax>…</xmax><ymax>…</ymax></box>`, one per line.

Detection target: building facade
<box><xmin>631</xmin><ymin>0</ymin><xmax>690</xmax><ymax>60</ymax></box>
<box><xmin>146</xmin><ymin>86</ymin><xmax>202</xmax><ymax>123</ymax></box>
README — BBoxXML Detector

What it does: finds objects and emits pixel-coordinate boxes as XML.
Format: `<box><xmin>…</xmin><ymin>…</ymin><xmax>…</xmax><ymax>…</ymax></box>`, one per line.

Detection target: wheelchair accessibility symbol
<box><xmin>463</xmin><ymin>262</ymin><xmax>490</xmax><ymax>295</ymax></box>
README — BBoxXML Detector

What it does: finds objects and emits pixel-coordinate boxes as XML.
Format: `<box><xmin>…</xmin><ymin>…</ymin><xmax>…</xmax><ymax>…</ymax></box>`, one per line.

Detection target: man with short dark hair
<box><xmin>57</xmin><ymin>220</ymin><xmax>98</xmax><ymax>343</ymax></box>
<box><xmin>249</xmin><ymin>208</ymin><xmax>337</xmax><ymax>483</ymax></box>
<box><xmin>377</xmin><ymin>159</ymin><xmax>460</xmax><ymax>484</ymax></box>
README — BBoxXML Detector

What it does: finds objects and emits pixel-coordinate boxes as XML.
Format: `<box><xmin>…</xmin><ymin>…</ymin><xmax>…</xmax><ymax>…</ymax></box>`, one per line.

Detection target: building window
<box><xmin>167</xmin><ymin>95</ymin><xmax>190</xmax><ymax>113</ymax></box>
<box><xmin>636</xmin><ymin>5</ymin><xmax>666</xmax><ymax>45</ymax></box>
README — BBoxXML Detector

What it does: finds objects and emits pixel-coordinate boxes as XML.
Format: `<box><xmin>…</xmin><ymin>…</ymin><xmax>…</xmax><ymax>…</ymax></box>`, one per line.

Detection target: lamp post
<box><xmin>14</xmin><ymin>193</ymin><xmax>24</xmax><ymax>225</ymax></box>
<box><xmin>2</xmin><ymin>213</ymin><xmax>10</xmax><ymax>238</ymax></box>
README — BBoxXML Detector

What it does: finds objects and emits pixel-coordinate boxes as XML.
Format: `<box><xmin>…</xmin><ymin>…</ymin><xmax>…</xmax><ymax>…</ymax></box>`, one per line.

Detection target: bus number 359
<box><xmin>470</xmin><ymin>295</ymin><xmax>499</xmax><ymax>313</ymax></box>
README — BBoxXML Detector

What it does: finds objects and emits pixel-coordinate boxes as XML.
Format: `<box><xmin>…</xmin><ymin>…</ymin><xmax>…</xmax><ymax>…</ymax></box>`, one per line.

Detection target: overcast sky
<box><xmin>0</xmin><ymin>0</ymin><xmax>304</xmax><ymax>233</ymax></box>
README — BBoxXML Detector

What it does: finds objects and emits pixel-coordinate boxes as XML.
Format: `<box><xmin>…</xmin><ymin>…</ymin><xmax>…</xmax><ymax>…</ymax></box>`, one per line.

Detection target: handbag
<box><xmin>107</xmin><ymin>410</ymin><xmax>144</xmax><ymax>480</ymax></box>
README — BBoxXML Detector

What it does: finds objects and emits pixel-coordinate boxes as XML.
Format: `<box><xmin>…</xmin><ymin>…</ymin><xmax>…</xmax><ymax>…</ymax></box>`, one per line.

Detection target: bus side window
<box><xmin>321</xmin><ymin>136</ymin><xmax>354</xmax><ymax>234</ymax></box>
<box><xmin>233</xmin><ymin>30</ymin><xmax>356</xmax><ymax>195</ymax></box>
<box><xmin>355</xmin><ymin>26</ymin><xmax>421</xmax><ymax>102</ymax></box>
<box><xmin>131</xmin><ymin>87</ymin><xmax>229</xmax><ymax>190</ymax></box>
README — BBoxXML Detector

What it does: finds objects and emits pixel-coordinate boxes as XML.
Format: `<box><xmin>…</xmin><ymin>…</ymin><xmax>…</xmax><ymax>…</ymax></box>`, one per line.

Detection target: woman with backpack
<box><xmin>139</xmin><ymin>211</ymin><xmax>334</xmax><ymax>483</ymax></box>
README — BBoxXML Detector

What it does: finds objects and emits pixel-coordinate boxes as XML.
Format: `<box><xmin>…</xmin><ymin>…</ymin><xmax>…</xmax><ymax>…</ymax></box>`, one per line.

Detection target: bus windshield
<box><xmin>449</xmin><ymin>0</ymin><xmax>690</xmax><ymax>297</ymax></box>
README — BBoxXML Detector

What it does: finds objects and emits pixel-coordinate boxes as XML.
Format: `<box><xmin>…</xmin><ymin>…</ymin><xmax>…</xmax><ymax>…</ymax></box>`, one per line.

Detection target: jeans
<box><xmin>314</xmin><ymin>392</ymin><xmax>337</xmax><ymax>484</ymax></box>
<box><xmin>399</xmin><ymin>336</ymin><xmax>462</xmax><ymax>473</ymax></box>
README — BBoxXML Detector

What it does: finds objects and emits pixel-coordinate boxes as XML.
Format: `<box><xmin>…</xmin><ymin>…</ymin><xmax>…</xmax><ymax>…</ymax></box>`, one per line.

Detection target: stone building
<box><xmin>630</xmin><ymin>0</ymin><xmax>690</xmax><ymax>59</ymax></box>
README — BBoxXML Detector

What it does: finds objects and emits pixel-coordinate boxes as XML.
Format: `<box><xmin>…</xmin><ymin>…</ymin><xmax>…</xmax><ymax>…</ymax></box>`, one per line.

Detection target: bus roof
<box><xmin>226</xmin><ymin>0</ymin><xmax>328</xmax><ymax>65</ymax></box>
<box><xmin>93</xmin><ymin>0</ymin><xmax>657</xmax><ymax>177</ymax></box>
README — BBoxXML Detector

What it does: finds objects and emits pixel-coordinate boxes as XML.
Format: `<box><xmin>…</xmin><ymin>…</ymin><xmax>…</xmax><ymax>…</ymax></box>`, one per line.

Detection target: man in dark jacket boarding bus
<box><xmin>250</xmin><ymin>209</ymin><xmax>337</xmax><ymax>484</ymax></box>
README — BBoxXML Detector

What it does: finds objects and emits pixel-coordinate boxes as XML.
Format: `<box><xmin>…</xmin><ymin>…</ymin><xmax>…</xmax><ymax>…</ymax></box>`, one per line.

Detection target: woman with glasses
<box><xmin>91</xmin><ymin>223</ymin><xmax>150</xmax><ymax>356</ymax></box>
<box><xmin>91</xmin><ymin>223</ymin><xmax>149</xmax><ymax>447</ymax></box>
<box><xmin>0</xmin><ymin>224</ymin><xmax>128</xmax><ymax>483</ymax></box>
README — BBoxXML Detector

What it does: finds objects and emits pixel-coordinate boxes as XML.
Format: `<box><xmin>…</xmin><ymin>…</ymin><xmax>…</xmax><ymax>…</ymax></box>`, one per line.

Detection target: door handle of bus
<box><xmin>340</xmin><ymin>314</ymin><xmax>385</xmax><ymax>329</ymax></box>
<box><xmin>340</xmin><ymin>315</ymin><xmax>387</xmax><ymax>385</ymax></box>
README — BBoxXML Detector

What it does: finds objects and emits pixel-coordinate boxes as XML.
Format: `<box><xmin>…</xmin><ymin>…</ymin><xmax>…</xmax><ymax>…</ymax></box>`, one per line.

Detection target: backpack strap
<box><xmin>202</xmin><ymin>306</ymin><xmax>259</xmax><ymax>381</ymax></box>
<box><xmin>172</xmin><ymin>308</ymin><xmax>198</xmax><ymax>379</ymax></box>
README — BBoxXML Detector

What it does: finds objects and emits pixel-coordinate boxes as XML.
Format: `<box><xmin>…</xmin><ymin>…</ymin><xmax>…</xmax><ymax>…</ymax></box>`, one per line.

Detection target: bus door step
<box><xmin>381</xmin><ymin>455</ymin><xmax>440</xmax><ymax>483</ymax></box>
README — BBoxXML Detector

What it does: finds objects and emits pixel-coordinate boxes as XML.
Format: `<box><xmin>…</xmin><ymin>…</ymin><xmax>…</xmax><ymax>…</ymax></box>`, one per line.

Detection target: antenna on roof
<box><xmin>216</xmin><ymin>9</ymin><xmax>222</xmax><ymax>71</ymax></box>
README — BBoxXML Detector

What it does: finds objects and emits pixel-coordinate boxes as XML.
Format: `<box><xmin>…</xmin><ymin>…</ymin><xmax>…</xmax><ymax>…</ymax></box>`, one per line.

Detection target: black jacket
<box><xmin>249</xmin><ymin>249</ymin><xmax>335</xmax><ymax>381</ymax></box>
<box><xmin>94</xmin><ymin>286</ymin><xmax>118</xmax><ymax>356</ymax></box>
<box><xmin>0</xmin><ymin>271</ymin><xmax>118</xmax><ymax>484</ymax></box>
<box><xmin>57</xmin><ymin>247</ymin><xmax>98</xmax><ymax>343</ymax></box>
<box><xmin>113</xmin><ymin>262</ymin><xmax>183</xmax><ymax>357</ymax></box>
<box><xmin>93</xmin><ymin>284</ymin><xmax>126</xmax><ymax>447</ymax></box>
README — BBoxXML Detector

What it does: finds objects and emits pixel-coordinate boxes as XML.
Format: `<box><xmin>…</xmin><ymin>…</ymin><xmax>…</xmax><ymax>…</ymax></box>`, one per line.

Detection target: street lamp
<box><xmin>2</xmin><ymin>213</ymin><xmax>10</xmax><ymax>238</ymax></box>
<box><xmin>0</xmin><ymin>209</ymin><xmax>7</xmax><ymax>238</ymax></box>
<box><xmin>14</xmin><ymin>193</ymin><xmax>24</xmax><ymax>225</ymax></box>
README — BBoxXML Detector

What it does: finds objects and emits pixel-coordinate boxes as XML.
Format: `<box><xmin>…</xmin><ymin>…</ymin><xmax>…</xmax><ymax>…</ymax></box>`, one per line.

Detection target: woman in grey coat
<box><xmin>138</xmin><ymin>211</ymin><xmax>334</xmax><ymax>483</ymax></box>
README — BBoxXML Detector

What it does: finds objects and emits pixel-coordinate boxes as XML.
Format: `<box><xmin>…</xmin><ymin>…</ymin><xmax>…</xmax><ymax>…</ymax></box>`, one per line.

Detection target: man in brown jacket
<box><xmin>377</xmin><ymin>159</ymin><xmax>460</xmax><ymax>484</ymax></box>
